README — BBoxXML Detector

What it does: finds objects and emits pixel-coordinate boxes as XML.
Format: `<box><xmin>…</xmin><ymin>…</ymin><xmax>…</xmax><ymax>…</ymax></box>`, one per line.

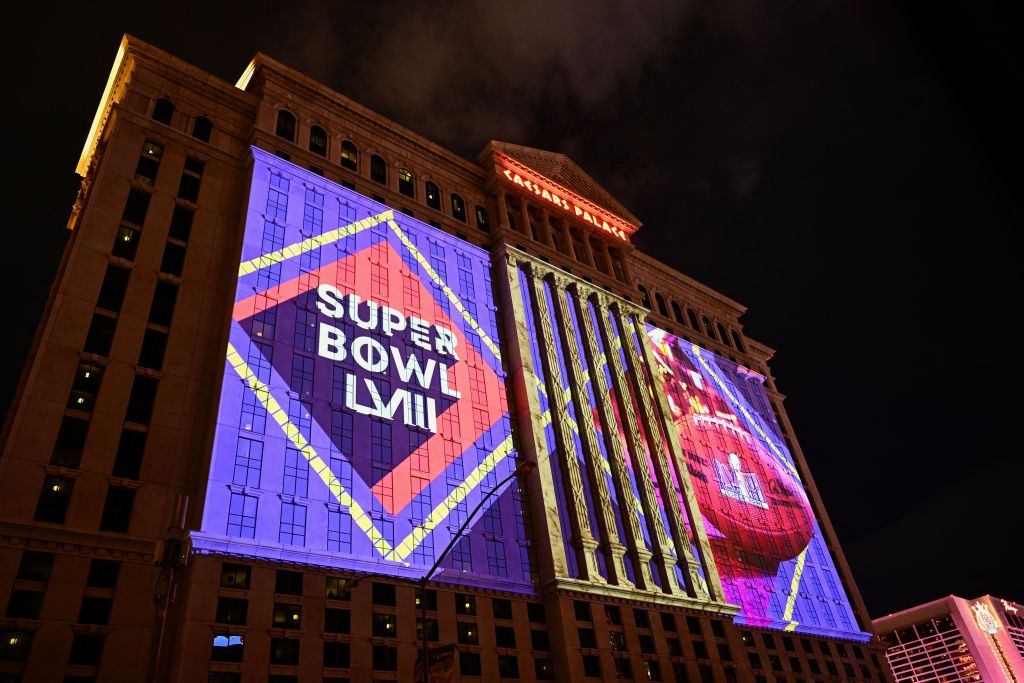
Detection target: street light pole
<box><xmin>417</xmin><ymin>459</ymin><xmax>536</xmax><ymax>683</ymax></box>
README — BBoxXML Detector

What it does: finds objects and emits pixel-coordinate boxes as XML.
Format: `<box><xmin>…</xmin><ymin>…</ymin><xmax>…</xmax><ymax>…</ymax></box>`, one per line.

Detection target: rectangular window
<box><xmin>111</xmin><ymin>428</ymin><xmax>147</xmax><ymax>479</ymax></box>
<box><xmin>460</xmin><ymin>652</ymin><xmax>482</xmax><ymax>676</ymax></box>
<box><xmin>279</xmin><ymin>503</ymin><xmax>306</xmax><ymax>546</ymax></box>
<box><xmin>86</xmin><ymin>560</ymin><xmax>120</xmax><ymax>589</ymax></box>
<box><xmin>220</xmin><ymin>563</ymin><xmax>250</xmax><ymax>589</ymax></box>
<box><xmin>148</xmin><ymin>282</ymin><xmax>178</xmax><ymax>327</ymax></box>
<box><xmin>68</xmin><ymin>633</ymin><xmax>105</xmax><ymax>665</ymax></box>
<box><xmin>67</xmin><ymin>362</ymin><xmax>104</xmax><ymax>412</ymax></box>
<box><xmin>99</xmin><ymin>487</ymin><xmax>135</xmax><ymax>532</ymax></box>
<box><xmin>96</xmin><ymin>266</ymin><xmax>130</xmax><ymax>312</ymax></box>
<box><xmin>324</xmin><ymin>608</ymin><xmax>350</xmax><ymax>633</ymax></box>
<box><xmin>34</xmin><ymin>476</ymin><xmax>74</xmax><ymax>523</ymax></box>
<box><xmin>77</xmin><ymin>596</ymin><xmax>112</xmax><ymax>625</ymax></box>
<box><xmin>372</xmin><ymin>583</ymin><xmax>396</xmax><ymax>606</ymax></box>
<box><xmin>138</xmin><ymin>329</ymin><xmax>168</xmax><ymax>370</ymax></box>
<box><xmin>216</xmin><ymin>597</ymin><xmax>248</xmax><ymax>625</ymax></box>
<box><xmin>50</xmin><ymin>415</ymin><xmax>89</xmax><ymax>468</ymax></box>
<box><xmin>486</xmin><ymin>538</ymin><xmax>507</xmax><ymax>577</ymax></box>
<box><xmin>272</xmin><ymin>602</ymin><xmax>301</xmax><ymax>629</ymax></box>
<box><xmin>290</xmin><ymin>353</ymin><xmax>314</xmax><ymax>398</ymax></box>
<box><xmin>372</xmin><ymin>645</ymin><xmax>397</xmax><ymax>671</ymax></box>
<box><xmin>125</xmin><ymin>375</ymin><xmax>158</xmax><ymax>424</ymax></box>
<box><xmin>327</xmin><ymin>508</ymin><xmax>352</xmax><ymax>552</ymax></box>
<box><xmin>0</xmin><ymin>629</ymin><xmax>33</xmax><ymax>662</ymax></box>
<box><xmin>323</xmin><ymin>641</ymin><xmax>350</xmax><ymax>668</ymax></box>
<box><xmin>210</xmin><ymin>634</ymin><xmax>244</xmax><ymax>662</ymax></box>
<box><xmin>270</xmin><ymin>638</ymin><xmax>299</xmax><ymax>665</ymax></box>
<box><xmin>226</xmin><ymin>493</ymin><xmax>257</xmax><ymax>538</ymax></box>
<box><xmin>495</xmin><ymin>625</ymin><xmax>516</xmax><ymax>648</ymax></box>
<box><xmin>83</xmin><ymin>312</ymin><xmax>117</xmax><ymax>356</ymax></box>
<box><xmin>498</xmin><ymin>655</ymin><xmax>519</xmax><ymax>679</ymax></box>
<box><xmin>112</xmin><ymin>225</ymin><xmax>141</xmax><ymax>261</ymax></box>
<box><xmin>372</xmin><ymin>613</ymin><xmax>397</xmax><ymax>638</ymax></box>
<box><xmin>5</xmin><ymin>590</ymin><xmax>43</xmax><ymax>619</ymax></box>
<box><xmin>160</xmin><ymin>242</ymin><xmax>187</xmax><ymax>276</ymax></box>
<box><xmin>177</xmin><ymin>159</ymin><xmax>203</xmax><ymax>202</ymax></box>
<box><xmin>17</xmin><ymin>552</ymin><xmax>54</xmax><ymax>582</ymax></box>
<box><xmin>122</xmin><ymin>188</ymin><xmax>151</xmax><ymax>226</ymax></box>
<box><xmin>293</xmin><ymin>308</ymin><xmax>317</xmax><ymax>352</ymax></box>
<box><xmin>169</xmin><ymin>205</ymin><xmax>193</xmax><ymax>242</ymax></box>
<box><xmin>457</xmin><ymin>621</ymin><xmax>479</xmax><ymax>645</ymax></box>
<box><xmin>232</xmin><ymin>436</ymin><xmax>263</xmax><ymax>488</ymax></box>
<box><xmin>283</xmin><ymin>447</ymin><xmax>308</xmax><ymax>497</ymax></box>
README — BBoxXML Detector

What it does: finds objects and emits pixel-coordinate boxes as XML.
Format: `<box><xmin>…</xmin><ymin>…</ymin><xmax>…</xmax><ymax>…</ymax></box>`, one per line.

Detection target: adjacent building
<box><xmin>874</xmin><ymin>595</ymin><xmax>1024</xmax><ymax>682</ymax></box>
<box><xmin>0</xmin><ymin>35</ymin><xmax>893</xmax><ymax>682</ymax></box>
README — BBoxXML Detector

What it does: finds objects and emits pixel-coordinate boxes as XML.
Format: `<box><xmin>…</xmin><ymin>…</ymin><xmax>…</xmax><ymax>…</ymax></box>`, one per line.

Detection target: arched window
<box><xmin>671</xmin><ymin>300</ymin><xmax>685</xmax><ymax>325</ymax></box>
<box><xmin>451</xmin><ymin>194</ymin><xmax>467</xmax><ymax>222</ymax></box>
<box><xmin>309</xmin><ymin>125</ymin><xmax>327</xmax><ymax>156</ymax></box>
<box><xmin>152</xmin><ymin>98</ymin><xmax>174</xmax><ymax>125</ymax></box>
<box><xmin>638</xmin><ymin>284</ymin><xmax>652</xmax><ymax>309</ymax></box>
<box><xmin>370</xmin><ymin>155</ymin><xmax>387</xmax><ymax>185</ymax></box>
<box><xmin>191</xmin><ymin>116</ymin><xmax>212</xmax><ymax>142</ymax></box>
<box><xmin>686</xmin><ymin>308</ymin><xmax>700</xmax><ymax>331</ymax></box>
<box><xmin>731</xmin><ymin>329</ymin><xmax>746</xmax><ymax>353</ymax></box>
<box><xmin>655</xmin><ymin>292</ymin><xmax>669</xmax><ymax>318</ymax></box>
<box><xmin>702</xmin><ymin>315</ymin><xmax>716</xmax><ymax>340</ymax></box>
<box><xmin>717</xmin><ymin>323</ymin><xmax>731</xmax><ymax>347</ymax></box>
<box><xmin>506</xmin><ymin>211</ymin><xmax>516</xmax><ymax>231</ymax></box>
<box><xmin>425</xmin><ymin>181</ymin><xmax>441</xmax><ymax>210</ymax></box>
<box><xmin>398</xmin><ymin>169</ymin><xmax>414</xmax><ymax>197</ymax></box>
<box><xmin>475</xmin><ymin>205</ymin><xmax>490</xmax><ymax>232</ymax></box>
<box><xmin>276</xmin><ymin>110</ymin><xmax>296</xmax><ymax>141</ymax></box>
<box><xmin>340</xmin><ymin>140</ymin><xmax>358</xmax><ymax>171</ymax></box>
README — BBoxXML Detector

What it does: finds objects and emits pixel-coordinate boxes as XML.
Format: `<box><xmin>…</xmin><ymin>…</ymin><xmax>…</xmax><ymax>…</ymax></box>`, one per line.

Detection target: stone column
<box><xmin>549</xmin><ymin>276</ymin><xmax>632</xmax><ymax>587</ymax></box>
<box><xmin>540</xmin><ymin>209</ymin><xmax>557</xmax><ymax>249</ymax></box>
<box><xmin>519</xmin><ymin>199</ymin><xmax>533</xmax><ymax>240</ymax></box>
<box><xmin>594</xmin><ymin>296</ymin><xmax>681</xmax><ymax>595</ymax></box>
<box><xmin>579</xmin><ymin>229</ymin><xmax>597</xmax><ymax>269</ymax></box>
<box><xmin>523</xmin><ymin>263</ymin><xmax>604</xmax><ymax>581</ymax></box>
<box><xmin>634</xmin><ymin>318</ymin><xmax>728</xmax><ymax>603</ymax></box>
<box><xmin>496</xmin><ymin>191</ymin><xmax>510</xmax><ymax>231</ymax></box>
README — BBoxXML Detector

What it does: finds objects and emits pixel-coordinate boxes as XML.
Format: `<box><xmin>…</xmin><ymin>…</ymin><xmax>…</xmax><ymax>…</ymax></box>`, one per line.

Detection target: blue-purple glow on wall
<box><xmin>648</xmin><ymin>327</ymin><xmax>869</xmax><ymax>640</ymax></box>
<box><xmin>192</xmin><ymin>149</ymin><xmax>528</xmax><ymax>588</ymax></box>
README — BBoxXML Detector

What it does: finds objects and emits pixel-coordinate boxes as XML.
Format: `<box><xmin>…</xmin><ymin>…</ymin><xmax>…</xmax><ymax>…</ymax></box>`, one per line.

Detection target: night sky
<box><xmin>3</xmin><ymin>1</ymin><xmax>1020</xmax><ymax>619</ymax></box>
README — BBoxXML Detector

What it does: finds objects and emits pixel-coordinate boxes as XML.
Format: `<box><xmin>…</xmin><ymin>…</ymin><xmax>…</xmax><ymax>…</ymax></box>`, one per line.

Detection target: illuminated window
<box><xmin>273</xmin><ymin>603</ymin><xmax>302</xmax><ymax>629</ymax></box>
<box><xmin>210</xmin><ymin>634</ymin><xmax>244</xmax><ymax>662</ymax></box>
<box><xmin>125</xmin><ymin>375</ymin><xmax>158</xmax><ymax>424</ymax></box>
<box><xmin>398</xmin><ymin>168</ymin><xmax>414</xmax><ymax>197</ymax></box>
<box><xmin>370</xmin><ymin>154</ymin><xmax>387</xmax><ymax>185</ymax></box>
<box><xmin>99</xmin><ymin>486</ymin><xmax>134</xmax><ymax>533</ymax></box>
<box><xmin>112</xmin><ymin>428</ymin><xmax>146</xmax><ymax>479</ymax></box>
<box><xmin>455</xmin><ymin>593</ymin><xmax>476</xmax><ymax>615</ymax></box>
<box><xmin>276</xmin><ymin>110</ymin><xmax>296</xmax><ymax>141</ymax></box>
<box><xmin>50</xmin><ymin>416</ymin><xmax>88</xmax><ymax>468</ymax></box>
<box><xmin>451</xmin><ymin>193</ymin><xmax>466</xmax><ymax>222</ymax></box>
<box><xmin>134</xmin><ymin>141</ymin><xmax>162</xmax><ymax>187</ymax></box>
<box><xmin>279</xmin><ymin>502</ymin><xmax>306</xmax><ymax>546</ymax></box>
<box><xmin>67</xmin><ymin>361</ymin><xmax>104</xmax><ymax>412</ymax></box>
<box><xmin>226</xmin><ymin>493</ymin><xmax>258</xmax><ymax>538</ymax></box>
<box><xmin>34</xmin><ymin>476</ymin><xmax>73</xmax><ymax>523</ymax></box>
<box><xmin>309</xmin><ymin>125</ymin><xmax>328</xmax><ymax>156</ymax></box>
<box><xmin>220</xmin><ymin>563</ymin><xmax>250</xmax><ymax>589</ymax></box>
<box><xmin>425</xmin><ymin>181</ymin><xmax>441</xmax><ymax>210</ymax></box>
<box><xmin>192</xmin><ymin>116</ymin><xmax>212</xmax><ymax>142</ymax></box>
<box><xmin>457</xmin><ymin>621</ymin><xmax>479</xmax><ymax>645</ymax></box>
<box><xmin>152</xmin><ymin>98</ymin><xmax>174</xmax><ymax>125</ymax></box>
<box><xmin>340</xmin><ymin>140</ymin><xmax>358</xmax><ymax>170</ymax></box>
<box><xmin>372</xmin><ymin>613</ymin><xmax>397</xmax><ymax>637</ymax></box>
<box><xmin>645</xmin><ymin>660</ymin><xmax>662</xmax><ymax>681</ymax></box>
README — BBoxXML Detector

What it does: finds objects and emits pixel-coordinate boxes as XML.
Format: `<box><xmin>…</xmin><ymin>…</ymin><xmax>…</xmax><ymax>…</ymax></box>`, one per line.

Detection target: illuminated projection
<box><xmin>647</xmin><ymin>328</ymin><xmax>869</xmax><ymax>639</ymax></box>
<box><xmin>193</xmin><ymin>148</ymin><xmax>528</xmax><ymax>588</ymax></box>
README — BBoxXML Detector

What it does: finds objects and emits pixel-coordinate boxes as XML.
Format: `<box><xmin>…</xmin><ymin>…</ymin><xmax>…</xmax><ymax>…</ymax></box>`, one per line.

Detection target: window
<box><xmin>78</xmin><ymin>596</ymin><xmax>112</xmax><ymax>625</ymax></box>
<box><xmin>536</xmin><ymin>658</ymin><xmax>555</xmax><ymax>680</ymax></box>
<box><xmin>169</xmin><ymin>205</ymin><xmax>194</xmax><ymax>242</ymax></box>
<box><xmin>645</xmin><ymin>660</ymin><xmax>662</xmax><ymax>681</ymax></box>
<box><xmin>638</xmin><ymin>284</ymin><xmax>652</xmax><ymax>308</ymax></box>
<box><xmin>220</xmin><ymin>563</ymin><xmax>250</xmax><ymax>589</ymax></box>
<box><xmin>276</xmin><ymin>110</ymin><xmax>296</xmax><ymax>141</ymax></box>
<box><xmin>17</xmin><ymin>551</ymin><xmax>54</xmax><ymax>582</ymax></box>
<box><xmin>5</xmin><ymin>590</ymin><xmax>43</xmax><ymax>619</ymax></box>
<box><xmin>451</xmin><ymin>193</ymin><xmax>466</xmax><ymax>222</ymax></box>
<box><xmin>634</xmin><ymin>608</ymin><xmax>650</xmax><ymax>629</ymax></box>
<box><xmin>609</xmin><ymin>631</ymin><xmax>626</xmax><ymax>651</ymax></box>
<box><xmin>178</xmin><ymin>158</ymin><xmax>203</xmax><ymax>202</ymax></box>
<box><xmin>134</xmin><ymin>141</ymin><xmax>162</xmax><ymax>187</ymax></box>
<box><xmin>398</xmin><ymin>168</ymin><xmax>414</xmax><ymax>197</ymax></box>
<box><xmin>531</xmin><ymin>629</ymin><xmax>551</xmax><ymax>650</ymax></box>
<box><xmin>112</xmin><ymin>428</ymin><xmax>146</xmax><ymax>479</ymax></box>
<box><xmin>425</xmin><ymin>181</ymin><xmax>440</xmax><ymax>210</ymax></box>
<box><xmin>373</xmin><ymin>582</ymin><xmax>396</xmax><ymax>606</ymax></box>
<box><xmin>528</xmin><ymin>603</ymin><xmax>546</xmax><ymax>623</ymax></box>
<box><xmin>574</xmin><ymin>600</ymin><xmax>592</xmax><ymax>621</ymax></box>
<box><xmin>340</xmin><ymin>140</ymin><xmax>358</xmax><ymax>170</ymax></box>
<box><xmin>582</xmin><ymin>655</ymin><xmax>601</xmax><ymax>677</ymax></box>
<box><xmin>273</xmin><ymin>602</ymin><xmax>301</xmax><ymax>629</ymax></box>
<box><xmin>210</xmin><ymin>634</ymin><xmax>244</xmax><ymax>662</ymax></box>
<box><xmin>51</xmin><ymin>415</ymin><xmax>89</xmax><ymax>468</ymax></box>
<box><xmin>323</xmin><ymin>641</ymin><xmax>350</xmax><ymax>668</ymax></box>
<box><xmin>324</xmin><ymin>608</ymin><xmax>350</xmax><ymax>633</ymax></box>
<box><xmin>160</xmin><ymin>242</ymin><xmax>187</xmax><ymax>276</ymax></box>
<box><xmin>0</xmin><ymin>630</ymin><xmax>32</xmax><ymax>662</ymax></box>
<box><xmin>370</xmin><ymin>154</ymin><xmax>387</xmax><ymax>184</ymax></box>
<box><xmin>83</xmin><ymin>312</ymin><xmax>117</xmax><ymax>356</ymax></box>
<box><xmin>731</xmin><ymin>329</ymin><xmax>746</xmax><ymax>352</ymax></box>
<box><xmin>138</xmin><ymin>329</ymin><xmax>168</xmax><ymax>370</ymax></box>
<box><xmin>604</xmin><ymin>605</ymin><xmax>622</xmax><ymax>625</ymax></box>
<box><xmin>191</xmin><ymin>115</ymin><xmax>213</xmax><ymax>142</ymax></box>
<box><xmin>372</xmin><ymin>613</ymin><xmax>396</xmax><ymax>637</ymax></box>
<box><xmin>67</xmin><ymin>362</ymin><xmax>103</xmax><ymax>412</ymax></box>
<box><xmin>226</xmin><ymin>493</ymin><xmax>257</xmax><ymax>538</ymax></box>
<box><xmin>460</xmin><ymin>652</ymin><xmax>482</xmax><ymax>676</ymax></box>
<box><xmin>671</xmin><ymin>300</ymin><xmax>685</xmax><ymax>325</ymax></box>
<box><xmin>112</xmin><ymin>225</ymin><xmax>141</xmax><ymax>261</ymax></box>
<box><xmin>693</xmin><ymin>641</ymin><xmax>708</xmax><ymax>659</ymax></box>
<box><xmin>309</xmin><ymin>125</ymin><xmax>327</xmax><ymax>156</ymax></box>
<box><xmin>456</xmin><ymin>593</ymin><xmax>476</xmax><ymax>615</ymax></box>
<box><xmin>498</xmin><ymin>655</ymin><xmax>519</xmax><ymax>678</ymax></box>
<box><xmin>149</xmin><ymin>281</ymin><xmax>178</xmax><ymax>326</ymax></box>
<box><xmin>270</xmin><ymin>637</ymin><xmax>299</xmax><ymax>665</ymax></box>
<box><xmin>68</xmin><ymin>633</ymin><xmax>105</xmax><ymax>665</ymax></box>
<box><xmin>661</xmin><ymin>613</ymin><xmax>677</xmax><ymax>632</ymax></box>
<box><xmin>372</xmin><ymin>644</ymin><xmax>397</xmax><ymax>671</ymax></box>
<box><xmin>125</xmin><ymin>375</ymin><xmax>158</xmax><ymax>424</ymax></box>
<box><xmin>97</xmin><ymin>265</ymin><xmax>130</xmax><ymax>312</ymax></box>
<box><xmin>457</xmin><ymin>621</ymin><xmax>479</xmax><ymax>645</ymax></box>
<box><xmin>325</xmin><ymin>577</ymin><xmax>350</xmax><ymax>600</ymax></box>
<box><xmin>99</xmin><ymin>487</ymin><xmax>135</xmax><ymax>532</ymax></box>
<box><xmin>475</xmin><ymin>205</ymin><xmax>490</xmax><ymax>231</ymax></box>
<box><xmin>415</xmin><ymin>588</ymin><xmax>436</xmax><ymax>610</ymax></box>
<box><xmin>122</xmin><ymin>187</ymin><xmax>151</xmax><ymax>226</ymax></box>
<box><xmin>614</xmin><ymin>657</ymin><xmax>632</xmax><ymax>679</ymax></box>
<box><xmin>655</xmin><ymin>292</ymin><xmax>669</xmax><ymax>317</ymax></box>
<box><xmin>702</xmin><ymin>315</ymin><xmax>716</xmax><ymax>339</ymax></box>
<box><xmin>686</xmin><ymin>308</ymin><xmax>700</xmax><ymax>331</ymax></box>
<box><xmin>275</xmin><ymin>570</ymin><xmax>303</xmax><ymax>595</ymax></box>
<box><xmin>86</xmin><ymin>560</ymin><xmax>119</xmax><ymax>589</ymax></box>
<box><xmin>578</xmin><ymin>628</ymin><xmax>596</xmax><ymax>648</ymax></box>
<box><xmin>711</xmin><ymin>620</ymin><xmax>726</xmax><ymax>638</ymax></box>
<box><xmin>152</xmin><ymin>98</ymin><xmax>174</xmax><ymax>125</ymax></box>
<box><xmin>492</xmin><ymin>598</ymin><xmax>513</xmax><ymax>620</ymax></box>
<box><xmin>495</xmin><ymin>625</ymin><xmax>516</xmax><ymax>647</ymax></box>
<box><xmin>639</xmin><ymin>634</ymin><xmax>655</xmax><ymax>653</ymax></box>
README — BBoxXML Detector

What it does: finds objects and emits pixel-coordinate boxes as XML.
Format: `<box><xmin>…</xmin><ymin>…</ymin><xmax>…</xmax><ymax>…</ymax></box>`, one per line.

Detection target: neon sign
<box><xmin>973</xmin><ymin>601</ymin><xmax>1000</xmax><ymax>634</ymax></box>
<box><xmin>495</xmin><ymin>152</ymin><xmax>635</xmax><ymax>242</ymax></box>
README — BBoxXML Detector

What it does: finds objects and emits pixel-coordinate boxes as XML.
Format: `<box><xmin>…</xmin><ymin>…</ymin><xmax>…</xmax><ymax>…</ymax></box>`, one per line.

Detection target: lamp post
<box><xmin>417</xmin><ymin>459</ymin><xmax>536</xmax><ymax>683</ymax></box>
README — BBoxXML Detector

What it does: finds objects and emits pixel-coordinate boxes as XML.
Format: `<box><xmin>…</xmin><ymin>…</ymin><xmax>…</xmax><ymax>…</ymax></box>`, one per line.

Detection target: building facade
<box><xmin>0</xmin><ymin>36</ymin><xmax>892</xmax><ymax>682</ymax></box>
<box><xmin>874</xmin><ymin>595</ymin><xmax>1024</xmax><ymax>682</ymax></box>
